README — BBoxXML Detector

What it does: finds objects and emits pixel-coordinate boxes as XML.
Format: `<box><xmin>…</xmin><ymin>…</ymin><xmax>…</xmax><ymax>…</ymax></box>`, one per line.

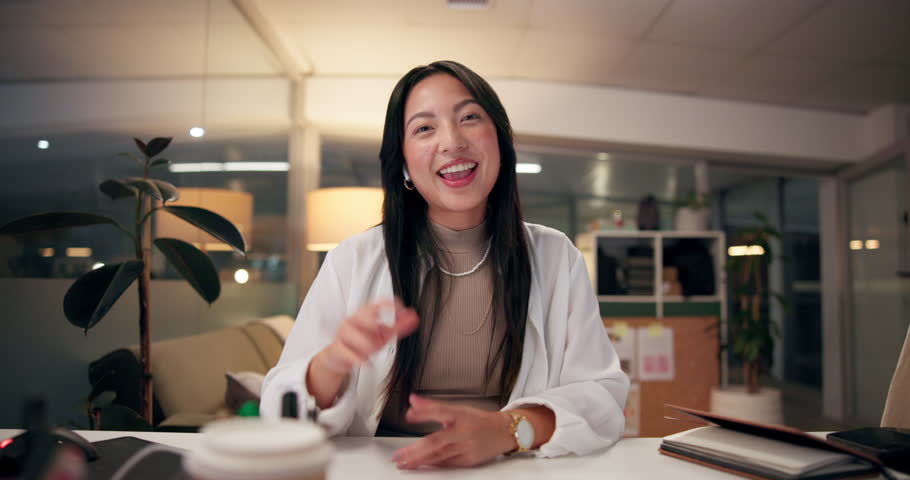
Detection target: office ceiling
<box><xmin>1</xmin><ymin>0</ymin><xmax>908</xmax><ymax>114</ymax></box>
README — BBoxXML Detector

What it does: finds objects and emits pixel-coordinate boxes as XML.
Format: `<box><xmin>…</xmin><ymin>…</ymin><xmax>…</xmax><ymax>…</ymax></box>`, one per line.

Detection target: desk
<box><xmin>1</xmin><ymin>429</ymin><xmax>903</xmax><ymax>479</ymax></box>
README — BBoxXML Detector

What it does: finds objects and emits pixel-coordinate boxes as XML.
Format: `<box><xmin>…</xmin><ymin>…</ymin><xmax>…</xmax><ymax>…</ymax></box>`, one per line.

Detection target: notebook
<box><xmin>659</xmin><ymin>405</ymin><xmax>887</xmax><ymax>480</ymax></box>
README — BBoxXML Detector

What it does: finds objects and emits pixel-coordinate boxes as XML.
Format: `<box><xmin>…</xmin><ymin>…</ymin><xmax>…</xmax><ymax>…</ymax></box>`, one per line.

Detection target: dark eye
<box><xmin>462</xmin><ymin>113</ymin><xmax>480</xmax><ymax>122</ymax></box>
<box><xmin>414</xmin><ymin>125</ymin><xmax>432</xmax><ymax>134</ymax></box>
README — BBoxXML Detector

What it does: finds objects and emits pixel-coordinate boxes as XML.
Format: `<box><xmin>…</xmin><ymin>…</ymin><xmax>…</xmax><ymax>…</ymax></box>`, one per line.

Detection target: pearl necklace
<box><xmin>438</xmin><ymin>240</ymin><xmax>492</xmax><ymax>277</ymax></box>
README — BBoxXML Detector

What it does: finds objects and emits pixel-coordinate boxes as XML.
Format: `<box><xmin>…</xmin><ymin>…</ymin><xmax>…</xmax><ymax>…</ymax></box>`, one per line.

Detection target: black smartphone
<box><xmin>827</xmin><ymin>427</ymin><xmax>910</xmax><ymax>473</ymax></box>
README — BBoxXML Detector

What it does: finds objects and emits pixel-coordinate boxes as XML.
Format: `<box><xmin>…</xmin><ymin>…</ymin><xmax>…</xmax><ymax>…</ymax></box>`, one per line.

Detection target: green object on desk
<box><xmin>237</xmin><ymin>401</ymin><xmax>259</xmax><ymax>417</ymax></box>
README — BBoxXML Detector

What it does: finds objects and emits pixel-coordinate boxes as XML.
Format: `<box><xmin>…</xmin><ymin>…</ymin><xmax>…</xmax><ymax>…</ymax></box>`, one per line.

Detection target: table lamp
<box><xmin>306</xmin><ymin>187</ymin><xmax>383</xmax><ymax>251</ymax></box>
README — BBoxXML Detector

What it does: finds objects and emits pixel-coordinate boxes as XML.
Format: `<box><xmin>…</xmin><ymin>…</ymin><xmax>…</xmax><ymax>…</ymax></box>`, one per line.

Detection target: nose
<box><xmin>439</xmin><ymin>124</ymin><xmax>467</xmax><ymax>153</ymax></box>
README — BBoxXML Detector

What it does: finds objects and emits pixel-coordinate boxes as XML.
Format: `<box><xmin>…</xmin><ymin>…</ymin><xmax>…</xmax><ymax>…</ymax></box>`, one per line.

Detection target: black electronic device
<box><xmin>1</xmin><ymin>397</ymin><xmax>101</xmax><ymax>477</ymax></box>
<box><xmin>0</xmin><ymin>427</ymin><xmax>100</xmax><ymax>476</ymax></box>
<box><xmin>827</xmin><ymin>427</ymin><xmax>910</xmax><ymax>474</ymax></box>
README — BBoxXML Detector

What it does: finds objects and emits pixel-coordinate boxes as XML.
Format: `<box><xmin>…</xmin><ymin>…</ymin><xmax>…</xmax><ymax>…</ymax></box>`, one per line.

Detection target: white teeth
<box><xmin>438</xmin><ymin>162</ymin><xmax>477</xmax><ymax>175</ymax></box>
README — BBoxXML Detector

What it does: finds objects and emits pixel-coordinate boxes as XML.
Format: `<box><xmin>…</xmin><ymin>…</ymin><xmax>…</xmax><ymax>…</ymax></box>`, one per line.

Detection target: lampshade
<box><xmin>155</xmin><ymin>188</ymin><xmax>254</xmax><ymax>252</ymax></box>
<box><xmin>306</xmin><ymin>187</ymin><xmax>383</xmax><ymax>251</ymax></box>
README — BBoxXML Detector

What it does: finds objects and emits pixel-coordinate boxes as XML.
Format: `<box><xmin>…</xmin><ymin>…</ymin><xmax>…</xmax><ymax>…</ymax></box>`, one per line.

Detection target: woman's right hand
<box><xmin>307</xmin><ymin>299</ymin><xmax>419</xmax><ymax>407</ymax></box>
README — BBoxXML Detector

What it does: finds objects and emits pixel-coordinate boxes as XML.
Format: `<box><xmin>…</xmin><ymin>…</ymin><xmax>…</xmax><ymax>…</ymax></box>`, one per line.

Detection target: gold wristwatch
<box><xmin>506</xmin><ymin>411</ymin><xmax>535</xmax><ymax>453</ymax></box>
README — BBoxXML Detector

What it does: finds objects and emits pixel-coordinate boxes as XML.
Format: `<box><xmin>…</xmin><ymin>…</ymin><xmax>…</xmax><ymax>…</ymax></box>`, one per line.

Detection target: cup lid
<box><xmin>184</xmin><ymin>418</ymin><xmax>332</xmax><ymax>480</ymax></box>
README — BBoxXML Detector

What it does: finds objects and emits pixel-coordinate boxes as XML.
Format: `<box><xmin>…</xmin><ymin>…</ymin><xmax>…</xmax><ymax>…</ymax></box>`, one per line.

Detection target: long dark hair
<box><xmin>379</xmin><ymin>61</ymin><xmax>532</xmax><ymax>416</ymax></box>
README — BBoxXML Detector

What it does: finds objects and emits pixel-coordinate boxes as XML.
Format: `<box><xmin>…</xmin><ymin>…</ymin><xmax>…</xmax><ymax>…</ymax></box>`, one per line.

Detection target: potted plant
<box><xmin>0</xmin><ymin>137</ymin><xmax>247</xmax><ymax>425</ymax></box>
<box><xmin>674</xmin><ymin>192</ymin><xmax>710</xmax><ymax>231</ymax></box>
<box><xmin>710</xmin><ymin>212</ymin><xmax>786</xmax><ymax>424</ymax></box>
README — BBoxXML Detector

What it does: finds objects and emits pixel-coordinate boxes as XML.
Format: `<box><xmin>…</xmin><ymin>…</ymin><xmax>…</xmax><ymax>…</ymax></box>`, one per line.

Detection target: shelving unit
<box><xmin>576</xmin><ymin>230</ymin><xmax>728</xmax><ymax>385</ymax></box>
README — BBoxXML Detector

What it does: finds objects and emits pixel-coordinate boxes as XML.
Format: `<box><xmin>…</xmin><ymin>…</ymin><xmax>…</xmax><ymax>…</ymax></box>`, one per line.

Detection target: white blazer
<box><xmin>261</xmin><ymin>223</ymin><xmax>629</xmax><ymax>457</ymax></box>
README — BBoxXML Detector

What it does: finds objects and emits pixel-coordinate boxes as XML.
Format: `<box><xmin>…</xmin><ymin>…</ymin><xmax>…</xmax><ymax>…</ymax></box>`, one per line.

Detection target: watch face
<box><xmin>516</xmin><ymin>418</ymin><xmax>535</xmax><ymax>449</ymax></box>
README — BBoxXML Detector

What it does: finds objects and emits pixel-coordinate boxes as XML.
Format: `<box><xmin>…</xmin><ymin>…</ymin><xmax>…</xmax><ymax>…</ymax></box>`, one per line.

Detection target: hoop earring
<box><xmin>404</xmin><ymin>178</ymin><xmax>415</xmax><ymax>190</ymax></box>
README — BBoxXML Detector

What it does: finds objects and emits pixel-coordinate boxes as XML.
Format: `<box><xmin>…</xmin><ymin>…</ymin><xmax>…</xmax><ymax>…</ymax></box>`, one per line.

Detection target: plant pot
<box><xmin>710</xmin><ymin>385</ymin><xmax>783</xmax><ymax>425</ymax></box>
<box><xmin>674</xmin><ymin>207</ymin><xmax>709</xmax><ymax>231</ymax></box>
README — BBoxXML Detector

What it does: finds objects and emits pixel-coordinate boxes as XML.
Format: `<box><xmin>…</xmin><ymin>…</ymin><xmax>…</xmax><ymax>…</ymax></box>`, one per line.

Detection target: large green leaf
<box><xmin>160</xmin><ymin>206</ymin><xmax>247</xmax><ymax>254</ymax></box>
<box><xmin>0</xmin><ymin>212</ymin><xmax>119</xmax><ymax>235</ymax></box>
<box><xmin>63</xmin><ymin>261</ymin><xmax>144</xmax><ymax>333</ymax></box>
<box><xmin>145</xmin><ymin>137</ymin><xmax>172</xmax><ymax>158</ymax></box>
<box><xmin>150</xmin><ymin>179</ymin><xmax>179</xmax><ymax>202</ymax></box>
<box><xmin>154</xmin><ymin>238</ymin><xmax>220</xmax><ymax>303</ymax></box>
<box><xmin>149</xmin><ymin>157</ymin><xmax>170</xmax><ymax>168</ymax></box>
<box><xmin>124</xmin><ymin>177</ymin><xmax>163</xmax><ymax>202</ymax></box>
<box><xmin>99</xmin><ymin>179</ymin><xmax>138</xmax><ymax>200</ymax></box>
<box><xmin>133</xmin><ymin>138</ymin><xmax>148</xmax><ymax>157</ymax></box>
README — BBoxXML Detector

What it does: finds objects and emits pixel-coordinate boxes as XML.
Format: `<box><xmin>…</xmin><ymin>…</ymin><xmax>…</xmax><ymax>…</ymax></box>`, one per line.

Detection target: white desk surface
<box><xmin>1</xmin><ymin>429</ymin><xmax>903</xmax><ymax>479</ymax></box>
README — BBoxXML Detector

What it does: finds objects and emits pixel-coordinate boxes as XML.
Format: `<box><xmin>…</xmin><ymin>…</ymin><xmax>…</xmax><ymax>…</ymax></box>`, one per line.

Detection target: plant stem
<box><xmin>137</xmin><ymin>193</ymin><xmax>152</xmax><ymax>423</ymax></box>
<box><xmin>135</xmin><ymin>149</ymin><xmax>155</xmax><ymax>424</ymax></box>
<box><xmin>138</xmin><ymin>206</ymin><xmax>161</xmax><ymax>226</ymax></box>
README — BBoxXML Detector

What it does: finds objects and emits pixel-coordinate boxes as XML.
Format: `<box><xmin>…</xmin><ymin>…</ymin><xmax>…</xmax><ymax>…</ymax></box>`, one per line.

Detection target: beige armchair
<box><xmin>881</xmin><ymin>324</ymin><xmax>910</xmax><ymax>428</ymax></box>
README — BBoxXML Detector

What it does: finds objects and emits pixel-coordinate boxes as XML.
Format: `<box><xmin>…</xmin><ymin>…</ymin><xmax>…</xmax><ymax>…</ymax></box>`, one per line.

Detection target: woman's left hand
<box><xmin>391</xmin><ymin>394</ymin><xmax>516</xmax><ymax>469</ymax></box>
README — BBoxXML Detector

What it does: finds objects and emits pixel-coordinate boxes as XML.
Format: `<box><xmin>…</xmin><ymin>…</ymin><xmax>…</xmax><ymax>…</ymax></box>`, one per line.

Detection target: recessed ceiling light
<box><xmin>37</xmin><ymin>140</ymin><xmax>50</xmax><ymax>149</ymax></box>
<box><xmin>189</xmin><ymin>127</ymin><xmax>205</xmax><ymax>138</ymax></box>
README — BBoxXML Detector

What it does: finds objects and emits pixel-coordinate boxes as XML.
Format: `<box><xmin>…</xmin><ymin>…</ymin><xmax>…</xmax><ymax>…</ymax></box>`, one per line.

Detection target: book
<box><xmin>659</xmin><ymin>405</ymin><xmax>890</xmax><ymax>480</ymax></box>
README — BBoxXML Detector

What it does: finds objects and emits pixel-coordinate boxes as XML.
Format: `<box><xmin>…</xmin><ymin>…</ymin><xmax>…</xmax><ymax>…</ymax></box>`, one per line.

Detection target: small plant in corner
<box><xmin>674</xmin><ymin>191</ymin><xmax>711</xmax><ymax>210</ymax></box>
<box><xmin>726</xmin><ymin>212</ymin><xmax>786</xmax><ymax>394</ymax></box>
<box><xmin>0</xmin><ymin>137</ymin><xmax>247</xmax><ymax>424</ymax></box>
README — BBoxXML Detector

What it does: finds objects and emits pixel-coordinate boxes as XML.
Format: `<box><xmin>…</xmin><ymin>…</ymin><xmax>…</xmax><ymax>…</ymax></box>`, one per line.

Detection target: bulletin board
<box><xmin>603</xmin><ymin>316</ymin><xmax>719</xmax><ymax>438</ymax></box>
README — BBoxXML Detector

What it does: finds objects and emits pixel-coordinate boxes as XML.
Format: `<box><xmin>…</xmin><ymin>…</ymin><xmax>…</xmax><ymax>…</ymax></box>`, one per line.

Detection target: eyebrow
<box><xmin>405</xmin><ymin>98</ymin><xmax>480</xmax><ymax>129</ymax></box>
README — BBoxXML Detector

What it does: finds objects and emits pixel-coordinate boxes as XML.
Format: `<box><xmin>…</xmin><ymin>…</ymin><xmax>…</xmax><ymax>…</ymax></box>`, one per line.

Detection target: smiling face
<box><xmin>402</xmin><ymin>73</ymin><xmax>501</xmax><ymax>230</ymax></box>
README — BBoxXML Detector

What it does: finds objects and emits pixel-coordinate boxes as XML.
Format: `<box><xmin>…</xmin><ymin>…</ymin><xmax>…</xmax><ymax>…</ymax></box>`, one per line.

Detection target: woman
<box><xmin>261</xmin><ymin>60</ymin><xmax>629</xmax><ymax>468</ymax></box>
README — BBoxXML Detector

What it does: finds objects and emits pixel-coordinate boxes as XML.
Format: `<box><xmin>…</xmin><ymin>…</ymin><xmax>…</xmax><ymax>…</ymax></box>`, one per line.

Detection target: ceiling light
<box><xmin>849</xmin><ymin>240</ymin><xmax>863</xmax><ymax>250</ymax></box>
<box><xmin>865</xmin><ymin>239</ymin><xmax>880</xmax><ymax>250</ymax></box>
<box><xmin>223</xmin><ymin>162</ymin><xmax>289</xmax><ymax>172</ymax></box>
<box><xmin>169</xmin><ymin>162</ymin><xmax>289</xmax><ymax>173</ymax></box>
<box><xmin>447</xmin><ymin>0</ymin><xmax>490</xmax><ymax>9</ymax></box>
<box><xmin>189</xmin><ymin>127</ymin><xmax>205</xmax><ymax>138</ymax></box>
<box><xmin>37</xmin><ymin>140</ymin><xmax>50</xmax><ymax>149</ymax></box>
<box><xmin>516</xmin><ymin>163</ymin><xmax>542</xmax><ymax>174</ymax></box>
<box><xmin>66</xmin><ymin>247</ymin><xmax>92</xmax><ymax>258</ymax></box>
<box><xmin>169</xmin><ymin>162</ymin><xmax>223</xmax><ymax>173</ymax></box>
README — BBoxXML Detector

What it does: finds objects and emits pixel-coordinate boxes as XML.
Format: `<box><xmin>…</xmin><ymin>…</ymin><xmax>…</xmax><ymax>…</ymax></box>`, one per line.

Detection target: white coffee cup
<box><xmin>183</xmin><ymin>418</ymin><xmax>332</xmax><ymax>480</ymax></box>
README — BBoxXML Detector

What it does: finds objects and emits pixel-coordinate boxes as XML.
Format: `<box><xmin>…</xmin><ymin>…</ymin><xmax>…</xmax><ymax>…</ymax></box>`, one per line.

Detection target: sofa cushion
<box><xmin>238</xmin><ymin>323</ymin><xmax>285</xmax><ymax>369</ymax></box>
<box><xmin>141</xmin><ymin>326</ymin><xmax>277</xmax><ymax>417</ymax></box>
